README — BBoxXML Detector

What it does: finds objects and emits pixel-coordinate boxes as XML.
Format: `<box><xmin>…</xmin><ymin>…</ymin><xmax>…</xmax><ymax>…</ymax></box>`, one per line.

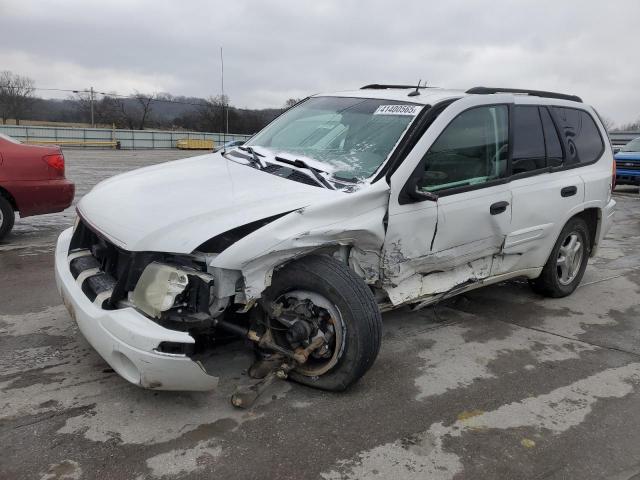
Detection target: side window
<box><xmin>512</xmin><ymin>106</ymin><xmax>546</xmax><ymax>174</ymax></box>
<box><xmin>418</xmin><ymin>105</ymin><xmax>508</xmax><ymax>192</ymax></box>
<box><xmin>540</xmin><ymin>107</ymin><xmax>563</xmax><ymax>167</ymax></box>
<box><xmin>553</xmin><ymin>107</ymin><xmax>604</xmax><ymax>164</ymax></box>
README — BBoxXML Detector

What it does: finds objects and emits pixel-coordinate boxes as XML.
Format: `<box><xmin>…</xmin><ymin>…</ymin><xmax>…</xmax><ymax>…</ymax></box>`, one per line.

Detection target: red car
<box><xmin>0</xmin><ymin>133</ymin><xmax>75</xmax><ymax>239</ymax></box>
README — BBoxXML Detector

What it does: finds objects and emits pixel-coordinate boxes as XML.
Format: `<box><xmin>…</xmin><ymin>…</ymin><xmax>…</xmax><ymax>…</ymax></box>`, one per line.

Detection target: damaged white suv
<box><xmin>55</xmin><ymin>85</ymin><xmax>616</xmax><ymax>400</ymax></box>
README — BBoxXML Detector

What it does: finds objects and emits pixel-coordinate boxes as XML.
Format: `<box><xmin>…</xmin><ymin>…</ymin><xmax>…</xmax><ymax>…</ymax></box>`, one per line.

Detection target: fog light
<box><xmin>132</xmin><ymin>263</ymin><xmax>189</xmax><ymax>318</ymax></box>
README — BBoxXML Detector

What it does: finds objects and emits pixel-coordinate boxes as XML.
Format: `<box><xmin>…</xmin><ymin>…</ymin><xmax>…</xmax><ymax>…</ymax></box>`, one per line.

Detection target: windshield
<box><xmin>247</xmin><ymin>96</ymin><xmax>423</xmax><ymax>180</ymax></box>
<box><xmin>622</xmin><ymin>137</ymin><xmax>640</xmax><ymax>152</ymax></box>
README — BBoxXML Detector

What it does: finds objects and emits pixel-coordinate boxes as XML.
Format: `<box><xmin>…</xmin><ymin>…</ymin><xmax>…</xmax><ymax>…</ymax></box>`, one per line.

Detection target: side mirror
<box><xmin>406</xmin><ymin>176</ymin><xmax>438</xmax><ymax>202</ymax></box>
<box><xmin>398</xmin><ymin>157</ymin><xmax>439</xmax><ymax>205</ymax></box>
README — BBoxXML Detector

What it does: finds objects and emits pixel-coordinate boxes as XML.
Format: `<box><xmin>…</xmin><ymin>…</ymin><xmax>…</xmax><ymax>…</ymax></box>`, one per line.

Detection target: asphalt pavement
<box><xmin>1</xmin><ymin>150</ymin><xmax>639</xmax><ymax>479</ymax></box>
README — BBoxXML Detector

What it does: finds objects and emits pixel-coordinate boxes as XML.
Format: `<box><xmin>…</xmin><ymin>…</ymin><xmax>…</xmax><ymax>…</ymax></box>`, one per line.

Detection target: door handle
<box><xmin>561</xmin><ymin>186</ymin><xmax>577</xmax><ymax>197</ymax></box>
<box><xmin>490</xmin><ymin>201</ymin><xmax>509</xmax><ymax>215</ymax></box>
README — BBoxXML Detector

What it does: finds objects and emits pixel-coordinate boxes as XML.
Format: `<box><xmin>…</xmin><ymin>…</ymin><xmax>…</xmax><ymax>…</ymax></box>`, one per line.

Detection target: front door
<box><xmin>382</xmin><ymin>101</ymin><xmax>512</xmax><ymax>306</ymax></box>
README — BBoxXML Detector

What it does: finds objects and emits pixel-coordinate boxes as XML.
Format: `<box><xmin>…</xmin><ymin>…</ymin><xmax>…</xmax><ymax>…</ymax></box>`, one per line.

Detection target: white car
<box><xmin>55</xmin><ymin>84</ymin><xmax>616</xmax><ymax>398</ymax></box>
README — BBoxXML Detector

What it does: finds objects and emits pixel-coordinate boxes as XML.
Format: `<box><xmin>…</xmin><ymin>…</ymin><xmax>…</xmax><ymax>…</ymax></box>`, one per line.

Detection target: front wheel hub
<box><xmin>272</xmin><ymin>290</ymin><xmax>344</xmax><ymax>377</ymax></box>
<box><xmin>285</xmin><ymin>320</ymin><xmax>314</xmax><ymax>344</ymax></box>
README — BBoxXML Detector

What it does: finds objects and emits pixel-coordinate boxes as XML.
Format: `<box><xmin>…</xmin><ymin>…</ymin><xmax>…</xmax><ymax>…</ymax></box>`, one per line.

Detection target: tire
<box><xmin>0</xmin><ymin>195</ymin><xmax>15</xmax><ymax>240</ymax></box>
<box><xmin>263</xmin><ymin>255</ymin><xmax>382</xmax><ymax>391</ymax></box>
<box><xmin>530</xmin><ymin>217</ymin><xmax>591</xmax><ymax>298</ymax></box>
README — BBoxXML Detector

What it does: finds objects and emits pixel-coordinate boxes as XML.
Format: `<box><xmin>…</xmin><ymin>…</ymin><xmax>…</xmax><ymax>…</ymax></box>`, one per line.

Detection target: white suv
<box><xmin>55</xmin><ymin>85</ymin><xmax>616</xmax><ymax>397</ymax></box>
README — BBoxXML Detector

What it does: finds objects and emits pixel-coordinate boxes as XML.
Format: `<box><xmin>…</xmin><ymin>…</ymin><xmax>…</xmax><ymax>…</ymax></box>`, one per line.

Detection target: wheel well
<box><xmin>0</xmin><ymin>186</ymin><xmax>18</xmax><ymax>211</ymax></box>
<box><xmin>576</xmin><ymin>208</ymin><xmax>599</xmax><ymax>255</ymax></box>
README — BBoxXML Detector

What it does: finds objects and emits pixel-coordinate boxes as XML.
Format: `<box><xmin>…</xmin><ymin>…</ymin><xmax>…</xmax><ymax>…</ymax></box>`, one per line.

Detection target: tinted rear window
<box><xmin>553</xmin><ymin>107</ymin><xmax>604</xmax><ymax>164</ymax></box>
<box><xmin>512</xmin><ymin>106</ymin><xmax>546</xmax><ymax>174</ymax></box>
<box><xmin>540</xmin><ymin>107</ymin><xmax>563</xmax><ymax>167</ymax></box>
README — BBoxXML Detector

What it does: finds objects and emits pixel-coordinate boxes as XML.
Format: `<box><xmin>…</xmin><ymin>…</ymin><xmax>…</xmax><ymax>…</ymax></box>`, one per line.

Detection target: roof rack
<box><xmin>361</xmin><ymin>84</ymin><xmax>431</xmax><ymax>90</ymax></box>
<box><xmin>466</xmin><ymin>87</ymin><xmax>582</xmax><ymax>103</ymax></box>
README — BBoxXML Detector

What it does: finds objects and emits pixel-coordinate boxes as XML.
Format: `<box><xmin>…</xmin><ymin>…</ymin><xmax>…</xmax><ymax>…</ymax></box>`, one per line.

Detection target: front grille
<box><xmin>616</xmin><ymin>161</ymin><xmax>640</xmax><ymax>171</ymax></box>
<box><xmin>68</xmin><ymin>219</ymin><xmax>206</xmax><ymax>309</ymax></box>
<box><xmin>68</xmin><ymin>219</ymin><xmax>162</xmax><ymax>308</ymax></box>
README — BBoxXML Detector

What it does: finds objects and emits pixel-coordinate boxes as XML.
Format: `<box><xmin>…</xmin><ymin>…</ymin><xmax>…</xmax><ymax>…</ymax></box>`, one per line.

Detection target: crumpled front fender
<box><xmin>208</xmin><ymin>181</ymin><xmax>390</xmax><ymax>302</ymax></box>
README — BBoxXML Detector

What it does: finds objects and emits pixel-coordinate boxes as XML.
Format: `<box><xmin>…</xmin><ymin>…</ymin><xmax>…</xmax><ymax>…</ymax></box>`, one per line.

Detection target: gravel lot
<box><xmin>1</xmin><ymin>149</ymin><xmax>640</xmax><ymax>479</ymax></box>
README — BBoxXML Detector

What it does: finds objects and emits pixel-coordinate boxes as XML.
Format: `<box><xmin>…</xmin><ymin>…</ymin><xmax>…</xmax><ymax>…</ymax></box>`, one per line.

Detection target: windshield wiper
<box><xmin>238</xmin><ymin>146</ymin><xmax>267</xmax><ymax>169</ymax></box>
<box><xmin>272</xmin><ymin>156</ymin><xmax>336</xmax><ymax>190</ymax></box>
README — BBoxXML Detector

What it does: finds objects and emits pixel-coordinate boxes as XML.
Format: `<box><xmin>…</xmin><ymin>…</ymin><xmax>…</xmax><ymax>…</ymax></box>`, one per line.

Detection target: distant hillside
<box><xmin>14</xmin><ymin>95</ymin><xmax>283</xmax><ymax>134</ymax></box>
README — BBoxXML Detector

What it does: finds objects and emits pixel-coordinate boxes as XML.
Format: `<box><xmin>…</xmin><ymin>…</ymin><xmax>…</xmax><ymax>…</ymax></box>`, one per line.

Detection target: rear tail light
<box><xmin>43</xmin><ymin>153</ymin><xmax>65</xmax><ymax>176</ymax></box>
<box><xmin>612</xmin><ymin>158</ymin><xmax>616</xmax><ymax>190</ymax></box>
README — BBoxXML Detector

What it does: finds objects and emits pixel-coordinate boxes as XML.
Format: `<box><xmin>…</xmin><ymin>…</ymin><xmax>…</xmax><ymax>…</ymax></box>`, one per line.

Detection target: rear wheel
<box><xmin>0</xmin><ymin>196</ymin><xmax>15</xmax><ymax>240</ymax></box>
<box><xmin>530</xmin><ymin>217</ymin><xmax>590</xmax><ymax>297</ymax></box>
<box><xmin>262</xmin><ymin>255</ymin><xmax>382</xmax><ymax>391</ymax></box>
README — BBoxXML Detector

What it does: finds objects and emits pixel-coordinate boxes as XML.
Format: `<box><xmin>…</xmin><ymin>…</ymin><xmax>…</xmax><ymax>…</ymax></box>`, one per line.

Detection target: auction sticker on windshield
<box><xmin>373</xmin><ymin>104</ymin><xmax>422</xmax><ymax>116</ymax></box>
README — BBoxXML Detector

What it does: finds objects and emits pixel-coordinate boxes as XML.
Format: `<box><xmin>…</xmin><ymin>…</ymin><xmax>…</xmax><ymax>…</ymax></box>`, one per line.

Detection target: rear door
<box><xmin>383</xmin><ymin>101</ymin><xmax>512</xmax><ymax>305</ymax></box>
<box><xmin>498</xmin><ymin>103</ymin><xmax>585</xmax><ymax>274</ymax></box>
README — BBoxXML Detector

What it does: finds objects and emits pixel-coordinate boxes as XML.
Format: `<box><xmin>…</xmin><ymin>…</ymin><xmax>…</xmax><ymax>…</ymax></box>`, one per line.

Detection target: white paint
<box><xmin>537</xmin><ymin>276</ymin><xmax>632</xmax><ymax>338</ymax></box>
<box><xmin>414</xmin><ymin>320</ymin><xmax>595</xmax><ymax>400</ymax></box>
<box><xmin>57</xmin><ymin>378</ymin><xmax>290</xmax><ymax>445</ymax></box>
<box><xmin>145</xmin><ymin>441</ymin><xmax>222</xmax><ymax>478</ymax></box>
<box><xmin>0</xmin><ymin>304</ymin><xmax>70</xmax><ymax>337</ymax></box>
<box><xmin>322</xmin><ymin>363</ymin><xmax>640</xmax><ymax>480</ymax></box>
<box><xmin>39</xmin><ymin>460</ymin><xmax>82</xmax><ymax>480</ymax></box>
<box><xmin>462</xmin><ymin>363</ymin><xmax>640</xmax><ymax>433</ymax></box>
<box><xmin>77</xmin><ymin>153</ymin><xmax>339</xmax><ymax>253</ymax></box>
<box><xmin>322</xmin><ymin>426</ymin><xmax>462</xmax><ymax>480</ymax></box>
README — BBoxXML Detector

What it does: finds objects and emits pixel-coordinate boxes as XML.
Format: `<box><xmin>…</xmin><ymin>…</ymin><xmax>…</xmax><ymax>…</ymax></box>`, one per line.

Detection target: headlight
<box><xmin>132</xmin><ymin>263</ymin><xmax>190</xmax><ymax>318</ymax></box>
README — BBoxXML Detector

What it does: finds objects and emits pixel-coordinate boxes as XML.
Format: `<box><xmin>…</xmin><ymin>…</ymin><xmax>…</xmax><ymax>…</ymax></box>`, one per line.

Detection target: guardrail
<box><xmin>1</xmin><ymin>124</ymin><xmax>637</xmax><ymax>152</ymax></box>
<box><xmin>0</xmin><ymin>124</ymin><xmax>251</xmax><ymax>150</ymax></box>
<box><xmin>609</xmin><ymin>131</ymin><xmax>639</xmax><ymax>149</ymax></box>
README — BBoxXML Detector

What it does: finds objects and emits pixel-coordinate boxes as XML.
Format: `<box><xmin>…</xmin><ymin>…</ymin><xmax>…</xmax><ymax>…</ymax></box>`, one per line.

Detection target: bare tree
<box><xmin>617</xmin><ymin>118</ymin><xmax>640</xmax><ymax>132</ymax></box>
<box><xmin>0</xmin><ymin>71</ymin><xmax>35</xmax><ymax>125</ymax></box>
<box><xmin>283</xmin><ymin>98</ymin><xmax>302</xmax><ymax>109</ymax></box>
<box><xmin>115</xmin><ymin>98</ymin><xmax>137</xmax><ymax>130</ymax></box>
<box><xmin>599</xmin><ymin>115</ymin><xmax>616</xmax><ymax>132</ymax></box>
<box><xmin>133</xmin><ymin>91</ymin><xmax>155</xmax><ymax>130</ymax></box>
<box><xmin>198</xmin><ymin>95</ymin><xmax>228</xmax><ymax>132</ymax></box>
<box><xmin>0</xmin><ymin>72</ymin><xmax>9</xmax><ymax>124</ymax></box>
<box><xmin>73</xmin><ymin>92</ymin><xmax>121</xmax><ymax>126</ymax></box>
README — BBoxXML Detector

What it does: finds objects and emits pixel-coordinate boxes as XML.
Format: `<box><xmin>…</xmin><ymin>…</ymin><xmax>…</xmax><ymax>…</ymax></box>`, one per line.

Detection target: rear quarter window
<box><xmin>552</xmin><ymin>107</ymin><xmax>604</xmax><ymax>164</ymax></box>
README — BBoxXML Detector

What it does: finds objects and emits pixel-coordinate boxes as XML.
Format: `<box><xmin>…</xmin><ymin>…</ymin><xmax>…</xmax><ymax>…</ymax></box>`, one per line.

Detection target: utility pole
<box><xmin>73</xmin><ymin>87</ymin><xmax>98</xmax><ymax>128</ymax></box>
<box><xmin>221</xmin><ymin>47</ymin><xmax>228</xmax><ymax>151</ymax></box>
<box><xmin>90</xmin><ymin>86</ymin><xmax>95</xmax><ymax>128</ymax></box>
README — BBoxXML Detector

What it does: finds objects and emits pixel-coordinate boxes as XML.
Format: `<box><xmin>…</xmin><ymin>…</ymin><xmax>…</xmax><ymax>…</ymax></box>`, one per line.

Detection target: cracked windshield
<box><xmin>248</xmin><ymin>96</ymin><xmax>422</xmax><ymax>180</ymax></box>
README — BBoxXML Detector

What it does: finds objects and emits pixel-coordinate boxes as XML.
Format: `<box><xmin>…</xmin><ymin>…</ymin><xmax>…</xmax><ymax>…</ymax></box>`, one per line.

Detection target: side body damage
<box><xmin>56</xmin><ymin>86</ymin><xmax>616</xmax><ymax>398</ymax></box>
<box><xmin>207</xmin><ymin>179</ymin><xmax>390</xmax><ymax>304</ymax></box>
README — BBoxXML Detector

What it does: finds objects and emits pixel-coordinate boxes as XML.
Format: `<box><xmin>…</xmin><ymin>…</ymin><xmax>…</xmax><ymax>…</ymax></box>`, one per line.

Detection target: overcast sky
<box><xmin>0</xmin><ymin>0</ymin><xmax>638</xmax><ymax>125</ymax></box>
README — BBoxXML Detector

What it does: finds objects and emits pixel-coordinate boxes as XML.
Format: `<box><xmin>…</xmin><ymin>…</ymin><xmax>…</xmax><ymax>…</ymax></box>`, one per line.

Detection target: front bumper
<box><xmin>55</xmin><ymin>227</ymin><xmax>218</xmax><ymax>391</ymax></box>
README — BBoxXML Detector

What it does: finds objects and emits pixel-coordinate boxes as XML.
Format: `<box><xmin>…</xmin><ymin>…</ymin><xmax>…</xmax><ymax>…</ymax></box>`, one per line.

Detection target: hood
<box><xmin>78</xmin><ymin>153</ymin><xmax>340</xmax><ymax>253</ymax></box>
<box><xmin>615</xmin><ymin>151</ymin><xmax>640</xmax><ymax>161</ymax></box>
